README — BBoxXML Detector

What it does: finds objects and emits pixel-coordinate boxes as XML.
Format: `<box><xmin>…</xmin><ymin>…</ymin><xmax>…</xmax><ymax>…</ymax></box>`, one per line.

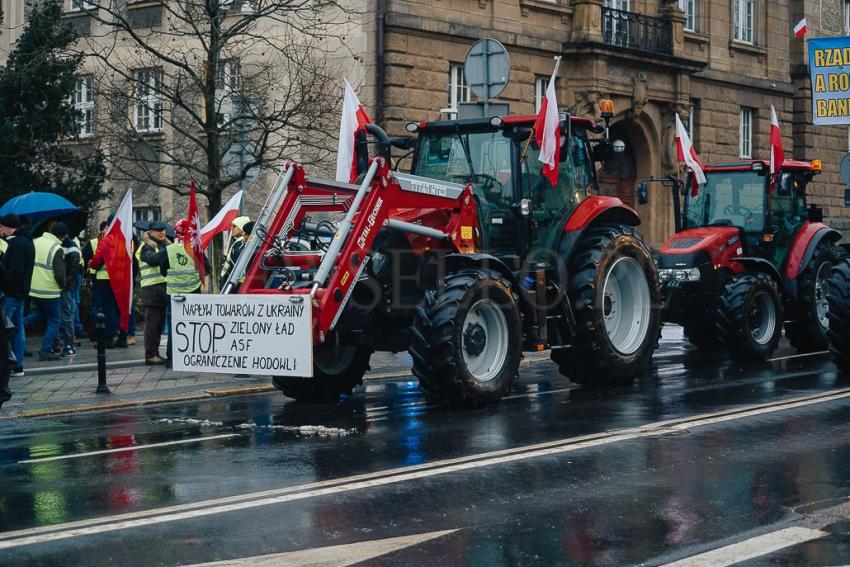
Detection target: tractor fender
<box><xmin>784</xmin><ymin>224</ymin><xmax>842</xmax><ymax>280</ymax></box>
<box><xmin>442</xmin><ymin>253</ymin><xmax>518</xmax><ymax>287</ymax></box>
<box><xmin>732</xmin><ymin>257</ymin><xmax>785</xmax><ymax>295</ymax></box>
<box><xmin>558</xmin><ymin>197</ymin><xmax>642</xmax><ymax>268</ymax></box>
<box><xmin>783</xmin><ymin>224</ymin><xmax>841</xmax><ymax>302</ymax></box>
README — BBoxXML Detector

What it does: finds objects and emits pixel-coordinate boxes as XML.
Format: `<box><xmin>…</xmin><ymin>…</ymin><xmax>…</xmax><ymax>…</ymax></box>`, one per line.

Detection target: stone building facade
<box><xmin>355</xmin><ymin>0</ymin><xmax>850</xmax><ymax>244</ymax></box>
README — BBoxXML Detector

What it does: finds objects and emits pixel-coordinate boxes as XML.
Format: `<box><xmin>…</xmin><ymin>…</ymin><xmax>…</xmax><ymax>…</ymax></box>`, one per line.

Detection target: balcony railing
<box><xmin>602</xmin><ymin>7</ymin><xmax>672</xmax><ymax>55</ymax></box>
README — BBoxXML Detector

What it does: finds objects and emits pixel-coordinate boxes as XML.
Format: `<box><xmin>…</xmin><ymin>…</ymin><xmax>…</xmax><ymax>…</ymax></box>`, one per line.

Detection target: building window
<box><xmin>133</xmin><ymin>207</ymin><xmax>161</xmax><ymax>239</ymax></box>
<box><xmin>67</xmin><ymin>0</ymin><xmax>94</xmax><ymax>11</ymax></box>
<box><xmin>733</xmin><ymin>0</ymin><xmax>754</xmax><ymax>44</ymax></box>
<box><xmin>215</xmin><ymin>60</ymin><xmax>240</xmax><ymax>126</ymax></box>
<box><xmin>133</xmin><ymin>68</ymin><xmax>163</xmax><ymax>133</ymax></box>
<box><xmin>73</xmin><ymin>76</ymin><xmax>94</xmax><ymax>138</ymax></box>
<box><xmin>679</xmin><ymin>0</ymin><xmax>696</xmax><ymax>32</ymax></box>
<box><xmin>739</xmin><ymin>107</ymin><xmax>753</xmax><ymax>159</ymax></box>
<box><xmin>535</xmin><ymin>76</ymin><xmax>549</xmax><ymax>113</ymax></box>
<box><xmin>445</xmin><ymin>64</ymin><xmax>470</xmax><ymax>118</ymax></box>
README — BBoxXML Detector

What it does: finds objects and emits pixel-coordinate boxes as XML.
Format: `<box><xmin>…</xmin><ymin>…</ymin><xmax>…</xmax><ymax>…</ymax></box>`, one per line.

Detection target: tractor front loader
<box><xmin>220</xmin><ymin>106</ymin><xmax>661</xmax><ymax>407</ymax></box>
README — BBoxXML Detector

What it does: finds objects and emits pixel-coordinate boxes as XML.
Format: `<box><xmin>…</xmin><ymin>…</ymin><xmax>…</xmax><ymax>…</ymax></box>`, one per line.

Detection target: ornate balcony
<box><xmin>602</xmin><ymin>7</ymin><xmax>672</xmax><ymax>55</ymax></box>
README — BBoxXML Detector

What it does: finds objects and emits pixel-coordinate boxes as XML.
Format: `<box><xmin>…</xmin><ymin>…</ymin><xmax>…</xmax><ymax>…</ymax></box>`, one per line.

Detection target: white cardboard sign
<box><xmin>171</xmin><ymin>294</ymin><xmax>313</xmax><ymax>376</ymax></box>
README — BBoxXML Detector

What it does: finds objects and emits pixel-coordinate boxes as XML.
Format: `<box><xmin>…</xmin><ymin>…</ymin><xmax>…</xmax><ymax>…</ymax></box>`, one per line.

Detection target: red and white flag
<box><xmin>186</xmin><ymin>181</ymin><xmax>207</xmax><ymax>286</ymax></box>
<box><xmin>794</xmin><ymin>18</ymin><xmax>807</xmax><ymax>39</ymax></box>
<box><xmin>534</xmin><ymin>57</ymin><xmax>562</xmax><ymax>187</ymax></box>
<box><xmin>200</xmin><ymin>189</ymin><xmax>244</xmax><ymax>251</ymax></box>
<box><xmin>769</xmin><ymin>105</ymin><xmax>785</xmax><ymax>191</ymax></box>
<box><xmin>101</xmin><ymin>189</ymin><xmax>134</xmax><ymax>332</ymax></box>
<box><xmin>675</xmin><ymin>113</ymin><xmax>706</xmax><ymax>193</ymax></box>
<box><xmin>335</xmin><ymin>80</ymin><xmax>372</xmax><ymax>183</ymax></box>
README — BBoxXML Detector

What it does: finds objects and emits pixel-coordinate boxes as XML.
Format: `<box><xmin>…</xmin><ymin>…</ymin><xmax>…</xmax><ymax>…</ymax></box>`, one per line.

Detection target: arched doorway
<box><xmin>597</xmin><ymin>122</ymin><xmax>637</xmax><ymax>207</ymax></box>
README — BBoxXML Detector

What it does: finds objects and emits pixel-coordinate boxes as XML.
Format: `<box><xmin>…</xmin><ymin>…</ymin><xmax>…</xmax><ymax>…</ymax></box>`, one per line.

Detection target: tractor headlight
<box><xmin>659</xmin><ymin>268</ymin><xmax>700</xmax><ymax>282</ymax></box>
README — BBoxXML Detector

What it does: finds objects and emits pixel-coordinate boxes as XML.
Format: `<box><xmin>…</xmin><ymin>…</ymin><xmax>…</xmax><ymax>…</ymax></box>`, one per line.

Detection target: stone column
<box><xmin>658</xmin><ymin>3</ymin><xmax>686</xmax><ymax>59</ymax></box>
<box><xmin>570</xmin><ymin>0</ymin><xmax>604</xmax><ymax>44</ymax></box>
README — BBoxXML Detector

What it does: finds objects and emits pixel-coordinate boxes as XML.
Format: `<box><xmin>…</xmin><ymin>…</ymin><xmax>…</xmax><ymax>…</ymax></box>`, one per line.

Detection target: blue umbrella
<box><xmin>0</xmin><ymin>192</ymin><xmax>79</xmax><ymax>222</ymax></box>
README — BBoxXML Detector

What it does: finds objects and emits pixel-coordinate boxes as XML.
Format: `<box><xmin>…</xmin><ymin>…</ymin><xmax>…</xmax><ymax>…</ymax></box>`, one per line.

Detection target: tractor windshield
<box><xmin>685</xmin><ymin>170</ymin><xmax>766</xmax><ymax>232</ymax></box>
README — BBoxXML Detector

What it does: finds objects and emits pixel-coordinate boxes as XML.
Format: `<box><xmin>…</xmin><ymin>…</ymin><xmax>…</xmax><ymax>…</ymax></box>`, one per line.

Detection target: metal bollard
<box><xmin>95</xmin><ymin>312</ymin><xmax>110</xmax><ymax>394</ymax></box>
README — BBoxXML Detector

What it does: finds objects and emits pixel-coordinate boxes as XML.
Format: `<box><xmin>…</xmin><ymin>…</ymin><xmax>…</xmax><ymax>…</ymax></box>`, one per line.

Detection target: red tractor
<box><xmin>224</xmin><ymin>109</ymin><xmax>661</xmax><ymax>406</ymax></box>
<box><xmin>658</xmin><ymin>159</ymin><xmax>844</xmax><ymax>360</ymax></box>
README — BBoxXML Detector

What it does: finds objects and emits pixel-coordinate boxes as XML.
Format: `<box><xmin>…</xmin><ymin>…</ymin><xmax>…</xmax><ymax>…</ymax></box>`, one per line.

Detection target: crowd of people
<box><xmin>0</xmin><ymin>211</ymin><xmax>253</xmax><ymax>406</ymax></box>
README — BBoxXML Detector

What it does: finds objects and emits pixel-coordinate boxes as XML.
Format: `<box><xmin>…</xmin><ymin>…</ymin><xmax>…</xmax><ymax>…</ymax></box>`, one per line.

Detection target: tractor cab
<box><xmin>675</xmin><ymin>159</ymin><xmax>822</xmax><ymax>268</ymax></box>
<box><xmin>408</xmin><ymin>114</ymin><xmax>602</xmax><ymax>267</ymax></box>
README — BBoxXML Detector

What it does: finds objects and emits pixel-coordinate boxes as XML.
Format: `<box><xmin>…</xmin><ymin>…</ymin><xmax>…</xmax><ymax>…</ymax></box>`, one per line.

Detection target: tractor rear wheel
<box><xmin>272</xmin><ymin>343</ymin><xmax>372</xmax><ymax>403</ymax></box>
<box><xmin>716</xmin><ymin>273</ymin><xmax>783</xmax><ymax>361</ymax></box>
<box><xmin>552</xmin><ymin>224</ymin><xmax>660</xmax><ymax>387</ymax></box>
<box><xmin>785</xmin><ymin>242</ymin><xmax>840</xmax><ymax>352</ymax></box>
<box><xmin>409</xmin><ymin>268</ymin><xmax>522</xmax><ymax>407</ymax></box>
<box><xmin>827</xmin><ymin>259</ymin><xmax>850</xmax><ymax>373</ymax></box>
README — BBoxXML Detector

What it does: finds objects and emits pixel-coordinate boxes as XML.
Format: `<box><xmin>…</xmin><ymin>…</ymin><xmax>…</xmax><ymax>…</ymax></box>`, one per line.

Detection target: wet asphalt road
<box><xmin>2</xmin><ymin>328</ymin><xmax>850</xmax><ymax>566</ymax></box>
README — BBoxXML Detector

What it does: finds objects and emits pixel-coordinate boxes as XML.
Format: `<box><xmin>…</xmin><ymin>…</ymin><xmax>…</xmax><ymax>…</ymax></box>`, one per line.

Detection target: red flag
<box><xmin>534</xmin><ymin>57</ymin><xmax>562</xmax><ymax>187</ymax></box>
<box><xmin>101</xmin><ymin>189</ymin><xmax>134</xmax><ymax>332</ymax></box>
<box><xmin>200</xmin><ymin>190</ymin><xmax>243</xmax><ymax>250</ymax></box>
<box><xmin>336</xmin><ymin>80</ymin><xmax>373</xmax><ymax>183</ymax></box>
<box><xmin>186</xmin><ymin>181</ymin><xmax>207</xmax><ymax>285</ymax></box>
<box><xmin>769</xmin><ymin>105</ymin><xmax>785</xmax><ymax>192</ymax></box>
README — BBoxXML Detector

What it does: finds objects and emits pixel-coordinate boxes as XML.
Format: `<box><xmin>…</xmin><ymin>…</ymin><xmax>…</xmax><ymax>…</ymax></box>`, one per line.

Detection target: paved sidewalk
<box><xmin>1</xmin><ymin>330</ymin><xmax>554</xmax><ymax>418</ymax></box>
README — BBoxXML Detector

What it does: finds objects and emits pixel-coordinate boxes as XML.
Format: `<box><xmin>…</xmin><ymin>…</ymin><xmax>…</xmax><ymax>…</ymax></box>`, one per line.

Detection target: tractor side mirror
<box><xmin>637</xmin><ymin>182</ymin><xmax>649</xmax><ymax>205</ymax></box>
<box><xmin>778</xmin><ymin>173</ymin><xmax>793</xmax><ymax>196</ymax></box>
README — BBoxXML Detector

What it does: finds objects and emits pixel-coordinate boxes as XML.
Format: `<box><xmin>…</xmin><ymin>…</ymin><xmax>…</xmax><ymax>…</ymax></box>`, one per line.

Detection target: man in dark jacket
<box><xmin>59</xmin><ymin>226</ymin><xmax>81</xmax><ymax>356</ymax></box>
<box><xmin>138</xmin><ymin>221</ymin><xmax>169</xmax><ymax>365</ymax></box>
<box><xmin>0</xmin><ymin>214</ymin><xmax>34</xmax><ymax>377</ymax></box>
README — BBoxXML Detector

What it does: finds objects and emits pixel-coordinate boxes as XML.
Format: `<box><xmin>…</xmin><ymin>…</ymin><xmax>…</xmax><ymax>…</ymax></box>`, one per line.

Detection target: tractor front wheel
<box><xmin>272</xmin><ymin>343</ymin><xmax>372</xmax><ymax>403</ymax></box>
<box><xmin>552</xmin><ymin>224</ymin><xmax>661</xmax><ymax>387</ymax></box>
<box><xmin>827</xmin><ymin>259</ymin><xmax>850</xmax><ymax>373</ymax></box>
<box><xmin>409</xmin><ymin>268</ymin><xmax>522</xmax><ymax>407</ymax></box>
<box><xmin>785</xmin><ymin>242</ymin><xmax>840</xmax><ymax>352</ymax></box>
<box><xmin>716</xmin><ymin>273</ymin><xmax>783</xmax><ymax>361</ymax></box>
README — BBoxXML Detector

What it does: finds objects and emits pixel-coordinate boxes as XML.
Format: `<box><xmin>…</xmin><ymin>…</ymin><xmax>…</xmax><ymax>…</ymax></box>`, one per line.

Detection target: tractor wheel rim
<box><xmin>602</xmin><ymin>256</ymin><xmax>651</xmax><ymax>355</ymax></box>
<box><xmin>462</xmin><ymin>299</ymin><xmax>509</xmax><ymax>382</ymax></box>
<box><xmin>315</xmin><ymin>344</ymin><xmax>357</xmax><ymax>375</ymax></box>
<box><xmin>815</xmin><ymin>262</ymin><xmax>830</xmax><ymax>329</ymax></box>
<box><xmin>749</xmin><ymin>291</ymin><xmax>777</xmax><ymax>345</ymax></box>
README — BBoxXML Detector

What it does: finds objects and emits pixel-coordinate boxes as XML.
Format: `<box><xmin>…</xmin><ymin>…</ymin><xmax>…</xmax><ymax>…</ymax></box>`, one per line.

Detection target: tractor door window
<box><xmin>414</xmin><ymin>131</ymin><xmax>517</xmax><ymax>251</ymax></box>
<box><xmin>687</xmin><ymin>170</ymin><xmax>765</xmax><ymax>233</ymax></box>
<box><xmin>770</xmin><ymin>173</ymin><xmax>806</xmax><ymax>265</ymax></box>
<box><xmin>521</xmin><ymin>136</ymin><xmax>588</xmax><ymax>251</ymax></box>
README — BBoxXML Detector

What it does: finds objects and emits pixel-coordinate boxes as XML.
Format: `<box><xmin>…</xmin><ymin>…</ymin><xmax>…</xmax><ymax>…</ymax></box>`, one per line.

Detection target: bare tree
<box><xmin>73</xmin><ymin>0</ymin><xmax>357</xmax><ymax>280</ymax></box>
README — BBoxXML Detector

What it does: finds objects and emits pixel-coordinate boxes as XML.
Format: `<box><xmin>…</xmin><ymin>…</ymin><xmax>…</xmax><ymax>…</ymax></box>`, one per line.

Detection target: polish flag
<box><xmin>335</xmin><ymin>80</ymin><xmax>372</xmax><ymax>183</ymax></box>
<box><xmin>675</xmin><ymin>113</ymin><xmax>706</xmax><ymax>194</ymax></box>
<box><xmin>186</xmin><ymin>181</ymin><xmax>207</xmax><ymax>286</ymax></box>
<box><xmin>769</xmin><ymin>105</ymin><xmax>785</xmax><ymax>191</ymax></box>
<box><xmin>100</xmin><ymin>189</ymin><xmax>134</xmax><ymax>332</ymax></box>
<box><xmin>534</xmin><ymin>57</ymin><xmax>562</xmax><ymax>186</ymax></box>
<box><xmin>200</xmin><ymin>189</ymin><xmax>244</xmax><ymax>250</ymax></box>
<box><xmin>794</xmin><ymin>18</ymin><xmax>807</xmax><ymax>39</ymax></box>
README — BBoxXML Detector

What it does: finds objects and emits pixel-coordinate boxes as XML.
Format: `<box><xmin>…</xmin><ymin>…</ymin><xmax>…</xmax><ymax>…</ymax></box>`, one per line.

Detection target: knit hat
<box><xmin>232</xmin><ymin>216</ymin><xmax>250</xmax><ymax>231</ymax></box>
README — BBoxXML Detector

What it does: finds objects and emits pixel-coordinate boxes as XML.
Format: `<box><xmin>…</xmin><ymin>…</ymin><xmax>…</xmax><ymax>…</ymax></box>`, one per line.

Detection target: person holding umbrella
<box><xmin>0</xmin><ymin>214</ymin><xmax>33</xmax><ymax>377</ymax></box>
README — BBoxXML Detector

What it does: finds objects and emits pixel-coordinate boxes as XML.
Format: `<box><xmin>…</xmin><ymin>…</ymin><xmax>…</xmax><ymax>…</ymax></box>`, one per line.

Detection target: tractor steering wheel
<box><xmin>450</xmin><ymin>173</ymin><xmax>502</xmax><ymax>195</ymax></box>
<box><xmin>724</xmin><ymin>203</ymin><xmax>754</xmax><ymax>221</ymax></box>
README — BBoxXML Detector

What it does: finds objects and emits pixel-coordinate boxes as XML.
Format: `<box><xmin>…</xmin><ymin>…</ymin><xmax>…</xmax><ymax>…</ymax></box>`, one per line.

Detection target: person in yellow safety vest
<box><xmin>142</xmin><ymin>218</ymin><xmax>209</xmax><ymax>368</ymax></box>
<box><xmin>219</xmin><ymin>216</ymin><xmax>250</xmax><ymax>288</ymax></box>
<box><xmin>24</xmin><ymin>222</ymin><xmax>67</xmax><ymax>361</ymax></box>
<box><xmin>138</xmin><ymin>221</ymin><xmax>169</xmax><ymax>365</ymax></box>
<box><xmin>82</xmin><ymin>221</ymin><xmax>116</xmax><ymax>343</ymax></box>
